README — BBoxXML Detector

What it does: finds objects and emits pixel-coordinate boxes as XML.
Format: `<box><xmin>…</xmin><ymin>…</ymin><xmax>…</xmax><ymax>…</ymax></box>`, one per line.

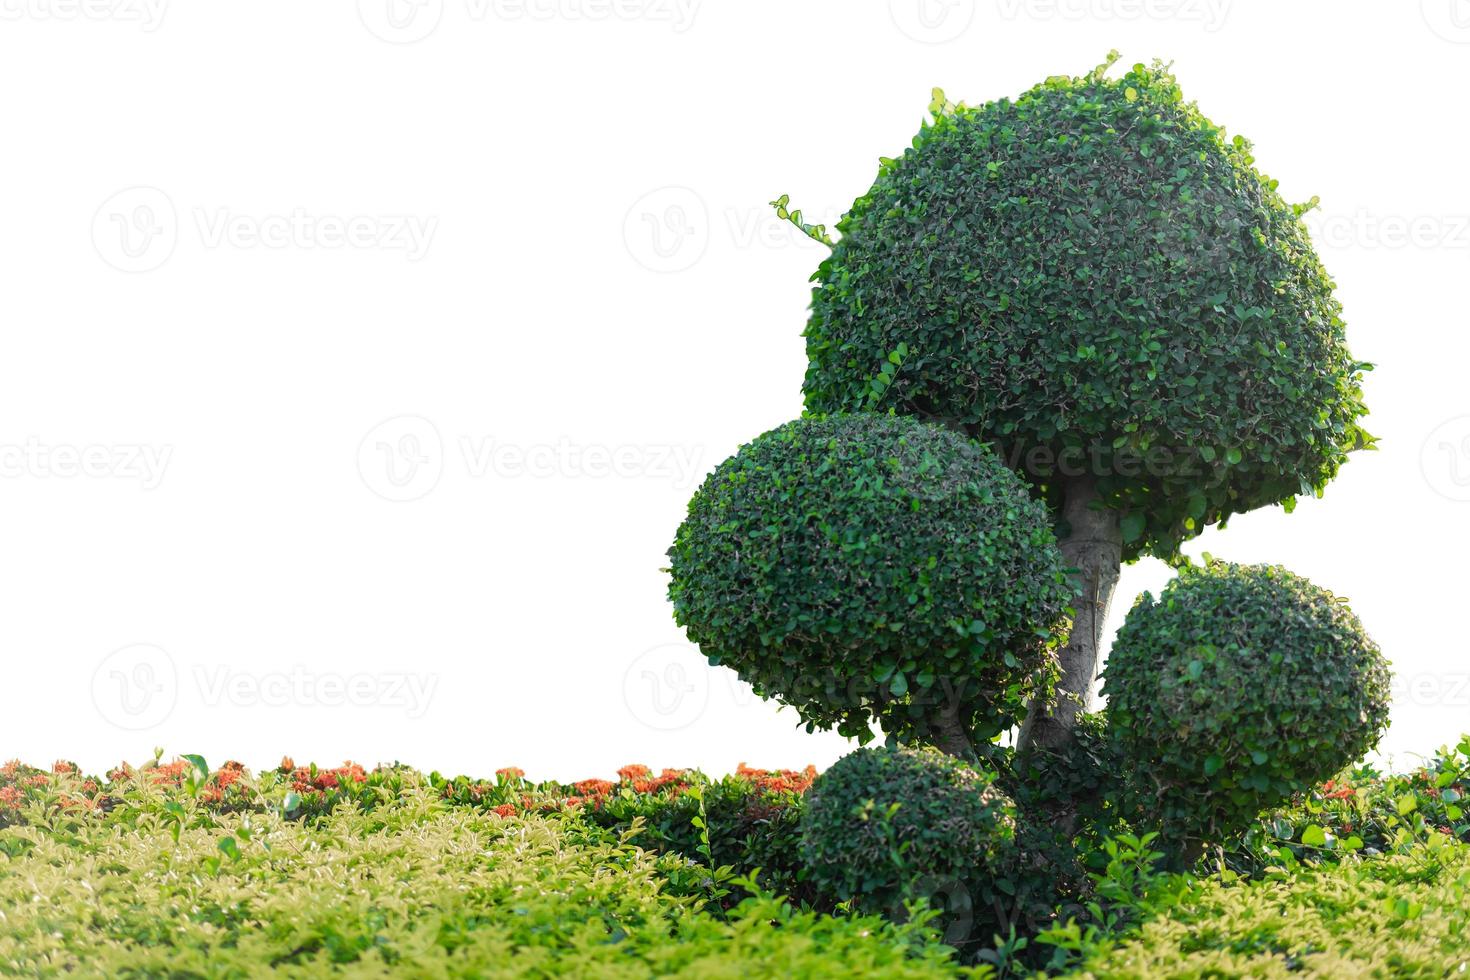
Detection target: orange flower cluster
<box><xmin>200</xmin><ymin>761</ymin><xmax>247</xmax><ymax>803</ymax></box>
<box><xmin>1320</xmin><ymin>779</ymin><xmax>1356</xmax><ymax>801</ymax></box>
<box><xmin>572</xmin><ymin>778</ymin><xmax>616</xmax><ymax>797</ymax></box>
<box><xmin>0</xmin><ymin>786</ymin><xmax>21</xmax><ymax>811</ymax></box>
<box><xmin>617</xmin><ymin>765</ymin><xmax>691</xmax><ymax>795</ymax></box>
<box><xmin>290</xmin><ymin>762</ymin><xmax>368</xmax><ymax>795</ymax></box>
<box><xmin>496</xmin><ymin>767</ymin><xmax>525</xmax><ymax>780</ymax></box>
<box><xmin>735</xmin><ymin>763</ymin><xmax>818</xmax><ymax>795</ymax></box>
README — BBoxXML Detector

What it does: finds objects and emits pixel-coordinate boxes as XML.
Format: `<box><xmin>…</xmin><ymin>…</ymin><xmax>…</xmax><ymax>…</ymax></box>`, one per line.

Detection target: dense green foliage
<box><xmin>0</xmin><ymin>761</ymin><xmax>976</xmax><ymax>978</ymax></box>
<box><xmin>667</xmin><ymin>414</ymin><xmax>1071</xmax><ymax>745</ymax></box>
<box><xmin>1071</xmin><ymin>842</ymin><xmax>1470</xmax><ymax>977</ymax></box>
<box><xmin>801</xmin><ymin>55</ymin><xmax>1371</xmax><ymax>560</ymax></box>
<box><xmin>801</xmin><ymin>746</ymin><xmax>1015</xmax><ymax>923</ymax></box>
<box><xmin>4</xmin><ymin>745</ymin><xmax>1470</xmax><ymax>977</ymax></box>
<box><xmin>1235</xmin><ymin>736</ymin><xmax>1470</xmax><ymax>874</ymax></box>
<box><xmin>1102</xmin><ymin>563</ymin><xmax>1391</xmax><ymax>850</ymax></box>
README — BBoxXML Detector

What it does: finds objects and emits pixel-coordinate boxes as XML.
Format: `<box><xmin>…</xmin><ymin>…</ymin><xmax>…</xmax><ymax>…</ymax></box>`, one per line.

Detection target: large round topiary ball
<box><xmin>1102</xmin><ymin>562</ymin><xmax>1391</xmax><ymax>846</ymax></box>
<box><xmin>667</xmin><ymin>414</ymin><xmax>1072</xmax><ymax>749</ymax></box>
<box><xmin>802</xmin><ymin>56</ymin><xmax>1371</xmax><ymax>561</ymax></box>
<box><xmin>801</xmin><ymin>745</ymin><xmax>1016</xmax><ymax>916</ymax></box>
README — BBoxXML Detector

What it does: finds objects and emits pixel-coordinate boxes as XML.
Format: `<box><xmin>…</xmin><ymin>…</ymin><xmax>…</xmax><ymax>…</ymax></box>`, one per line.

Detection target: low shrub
<box><xmin>0</xmin><ymin>759</ymin><xmax>981</xmax><ymax>978</ymax></box>
<box><xmin>1069</xmin><ymin>841</ymin><xmax>1470</xmax><ymax>977</ymax></box>
<box><xmin>1102</xmin><ymin>562</ymin><xmax>1392</xmax><ymax>856</ymax></box>
<box><xmin>802</xmin><ymin>745</ymin><xmax>1015</xmax><ymax>938</ymax></box>
<box><xmin>581</xmin><ymin>764</ymin><xmax>815</xmax><ymax>902</ymax></box>
<box><xmin>1234</xmin><ymin>736</ymin><xmax>1470</xmax><ymax>873</ymax></box>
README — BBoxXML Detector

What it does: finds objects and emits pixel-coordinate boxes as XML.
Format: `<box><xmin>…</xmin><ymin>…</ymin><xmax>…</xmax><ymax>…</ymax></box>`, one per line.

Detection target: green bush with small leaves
<box><xmin>1102</xmin><ymin>562</ymin><xmax>1391</xmax><ymax>851</ymax></box>
<box><xmin>0</xmin><ymin>761</ymin><xmax>981</xmax><ymax>978</ymax></box>
<box><xmin>800</xmin><ymin>54</ymin><xmax>1372</xmax><ymax>562</ymax></box>
<box><xmin>801</xmin><ymin>745</ymin><xmax>1016</xmax><ymax>921</ymax></box>
<box><xmin>667</xmin><ymin>414</ymin><xmax>1072</xmax><ymax>749</ymax></box>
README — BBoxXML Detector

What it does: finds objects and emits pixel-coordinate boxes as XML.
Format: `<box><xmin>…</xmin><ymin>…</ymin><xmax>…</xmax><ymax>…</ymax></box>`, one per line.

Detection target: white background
<box><xmin>2</xmin><ymin>0</ymin><xmax>1466</xmax><ymax>781</ymax></box>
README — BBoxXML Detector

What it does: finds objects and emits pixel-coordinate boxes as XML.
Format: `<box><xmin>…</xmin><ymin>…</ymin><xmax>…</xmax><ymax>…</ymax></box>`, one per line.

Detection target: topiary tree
<box><xmin>666</xmin><ymin>413</ymin><xmax>1072</xmax><ymax>760</ymax></box>
<box><xmin>1101</xmin><ymin>562</ymin><xmax>1391</xmax><ymax>857</ymax></box>
<box><xmin>792</xmin><ymin>54</ymin><xmax>1373</xmax><ymax>750</ymax></box>
<box><xmin>801</xmin><ymin>744</ymin><xmax>1015</xmax><ymax>925</ymax></box>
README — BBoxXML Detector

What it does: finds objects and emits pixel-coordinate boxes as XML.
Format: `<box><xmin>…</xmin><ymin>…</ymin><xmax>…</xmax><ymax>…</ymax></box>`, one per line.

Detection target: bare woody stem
<box><xmin>1017</xmin><ymin>473</ymin><xmax>1123</xmax><ymax>754</ymax></box>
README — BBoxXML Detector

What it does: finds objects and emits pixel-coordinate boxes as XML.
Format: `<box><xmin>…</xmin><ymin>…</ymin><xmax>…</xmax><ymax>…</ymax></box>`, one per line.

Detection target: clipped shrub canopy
<box><xmin>1102</xmin><ymin>562</ymin><xmax>1391</xmax><ymax>844</ymax></box>
<box><xmin>802</xmin><ymin>56</ymin><xmax>1372</xmax><ymax>561</ymax></box>
<box><xmin>801</xmin><ymin>745</ymin><xmax>1016</xmax><ymax>913</ymax></box>
<box><xmin>667</xmin><ymin>414</ymin><xmax>1071</xmax><ymax>746</ymax></box>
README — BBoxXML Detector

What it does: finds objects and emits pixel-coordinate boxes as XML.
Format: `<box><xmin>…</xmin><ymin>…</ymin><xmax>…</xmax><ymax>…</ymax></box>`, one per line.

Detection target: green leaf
<box><xmin>1301</xmin><ymin>824</ymin><xmax>1327</xmax><ymax>847</ymax></box>
<box><xmin>1396</xmin><ymin>794</ymin><xmax>1418</xmax><ymax>816</ymax></box>
<box><xmin>1120</xmin><ymin>512</ymin><xmax>1146</xmax><ymax>544</ymax></box>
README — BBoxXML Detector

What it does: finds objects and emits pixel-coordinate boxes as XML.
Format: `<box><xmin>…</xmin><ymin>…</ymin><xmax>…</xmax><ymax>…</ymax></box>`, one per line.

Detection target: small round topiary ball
<box><xmin>667</xmin><ymin>414</ymin><xmax>1072</xmax><ymax>749</ymax></box>
<box><xmin>1102</xmin><ymin>562</ymin><xmax>1391</xmax><ymax>846</ymax></box>
<box><xmin>801</xmin><ymin>745</ymin><xmax>1016</xmax><ymax>913</ymax></box>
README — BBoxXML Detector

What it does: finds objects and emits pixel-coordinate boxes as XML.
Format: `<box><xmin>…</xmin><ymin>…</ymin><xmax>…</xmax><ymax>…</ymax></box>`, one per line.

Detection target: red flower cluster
<box><xmin>1320</xmin><ymin>779</ymin><xmax>1356</xmax><ymax>801</ymax></box>
<box><xmin>0</xmin><ymin>786</ymin><xmax>21</xmax><ymax>811</ymax></box>
<box><xmin>496</xmin><ymin>767</ymin><xmax>525</xmax><ymax>781</ymax></box>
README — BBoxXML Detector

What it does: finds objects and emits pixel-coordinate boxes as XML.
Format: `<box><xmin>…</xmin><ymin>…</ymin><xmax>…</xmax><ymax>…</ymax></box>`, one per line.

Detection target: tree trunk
<box><xmin>1017</xmin><ymin>474</ymin><xmax>1123</xmax><ymax>753</ymax></box>
<box><xmin>931</xmin><ymin>696</ymin><xmax>979</xmax><ymax>763</ymax></box>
